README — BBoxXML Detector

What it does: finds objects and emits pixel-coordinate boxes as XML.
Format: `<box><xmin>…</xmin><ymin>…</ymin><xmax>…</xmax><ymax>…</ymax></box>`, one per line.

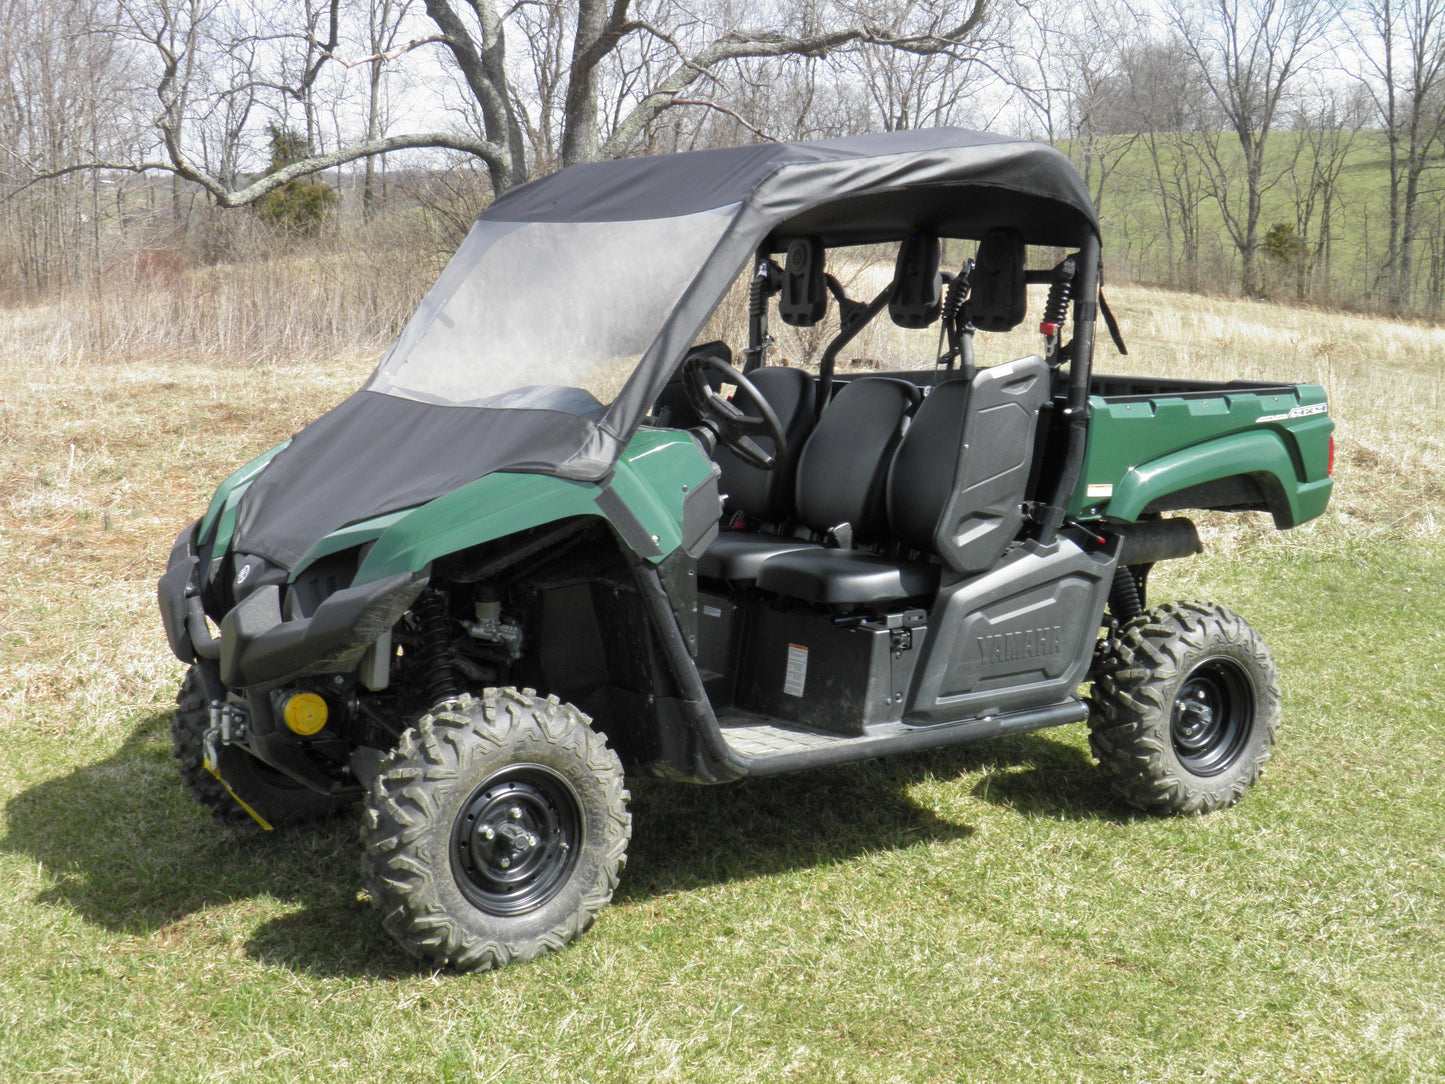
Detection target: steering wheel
<box><xmin>681</xmin><ymin>352</ymin><xmax>788</xmax><ymax>471</ymax></box>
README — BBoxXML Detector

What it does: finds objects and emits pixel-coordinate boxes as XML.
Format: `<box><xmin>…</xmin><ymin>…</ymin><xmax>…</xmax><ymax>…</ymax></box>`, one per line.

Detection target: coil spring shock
<box><xmin>1041</xmin><ymin>276</ymin><xmax>1072</xmax><ymax>332</ymax></box>
<box><xmin>942</xmin><ymin>259</ymin><xmax>971</xmax><ymax>325</ymax></box>
<box><xmin>1107</xmin><ymin>565</ymin><xmax>1144</xmax><ymax>624</ymax></box>
<box><xmin>935</xmin><ymin>261</ymin><xmax>975</xmax><ymax>376</ymax></box>
<box><xmin>744</xmin><ymin>258</ymin><xmax>777</xmax><ymax>367</ymax></box>
<box><xmin>413</xmin><ymin>590</ymin><xmax>462</xmax><ymax>705</ymax></box>
<box><xmin>749</xmin><ymin>266</ymin><xmax>768</xmax><ymax>319</ymax></box>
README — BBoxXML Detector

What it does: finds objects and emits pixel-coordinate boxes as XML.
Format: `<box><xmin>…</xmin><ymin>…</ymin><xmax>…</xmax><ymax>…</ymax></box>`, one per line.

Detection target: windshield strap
<box><xmin>1099</xmin><ymin>289</ymin><xmax>1129</xmax><ymax>356</ymax></box>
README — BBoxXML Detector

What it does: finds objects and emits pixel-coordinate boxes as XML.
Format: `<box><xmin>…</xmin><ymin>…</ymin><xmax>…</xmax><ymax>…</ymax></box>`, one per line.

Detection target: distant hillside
<box><xmin>1075</xmin><ymin>130</ymin><xmax>1440</xmax><ymax>317</ymax></box>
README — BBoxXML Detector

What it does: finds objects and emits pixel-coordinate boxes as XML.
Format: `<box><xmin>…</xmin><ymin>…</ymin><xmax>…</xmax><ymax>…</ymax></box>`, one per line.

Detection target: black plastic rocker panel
<box><xmin>905</xmin><ymin>533</ymin><xmax>1116</xmax><ymax>724</ymax></box>
<box><xmin>718</xmin><ymin>699</ymin><xmax>1088</xmax><ymax>778</ymax></box>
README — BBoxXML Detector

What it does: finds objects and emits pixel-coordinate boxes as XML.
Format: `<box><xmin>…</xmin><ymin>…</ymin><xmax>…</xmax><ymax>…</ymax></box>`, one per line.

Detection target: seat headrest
<box><xmin>778</xmin><ymin>236</ymin><xmax>828</xmax><ymax>327</ymax></box>
<box><xmin>970</xmin><ymin>228</ymin><xmax>1027</xmax><ymax>332</ymax></box>
<box><xmin>889</xmin><ymin>232</ymin><xmax>942</xmax><ymax>328</ymax></box>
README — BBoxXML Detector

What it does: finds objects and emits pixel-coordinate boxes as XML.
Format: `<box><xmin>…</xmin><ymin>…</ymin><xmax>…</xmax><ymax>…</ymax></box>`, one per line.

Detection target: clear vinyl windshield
<box><xmin>366</xmin><ymin>206</ymin><xmax>738</xmax><ymax>413</ymax></box>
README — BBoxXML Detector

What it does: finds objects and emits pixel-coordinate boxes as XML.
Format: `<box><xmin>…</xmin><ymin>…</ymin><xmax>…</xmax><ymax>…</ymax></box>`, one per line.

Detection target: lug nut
<box><xmin>509</xmin><ymin>806</ymin><xmax>523</xmax><ymax>820</ymax></box>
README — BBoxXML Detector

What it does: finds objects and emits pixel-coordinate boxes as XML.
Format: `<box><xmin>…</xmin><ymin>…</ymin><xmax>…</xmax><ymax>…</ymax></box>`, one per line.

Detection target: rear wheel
<box><xmin>170</xmin><ymin>666</ymin><xmax>349</xmax><ymax>825</ymax></box>
<box><xmin>361</xmin><ymin>688</ymin><xmax>630</xmax><ymax>971</ymax></box>
<box><xmin>1088</xmin><ymin>600</ymin><xmax>1280</xmax><ymax>814</ymax></box>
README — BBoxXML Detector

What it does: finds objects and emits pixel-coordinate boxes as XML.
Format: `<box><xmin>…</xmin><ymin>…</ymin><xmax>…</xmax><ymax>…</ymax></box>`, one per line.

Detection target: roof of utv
<box><xmin>484</xmin><ymin>126</ymin><xmax>1098</xmax><ymax>242</ymax></box>
<box><xmin>231</xmin><ymin>129</ymin><xmax>1101</xmax><ymax>571</ymax></box>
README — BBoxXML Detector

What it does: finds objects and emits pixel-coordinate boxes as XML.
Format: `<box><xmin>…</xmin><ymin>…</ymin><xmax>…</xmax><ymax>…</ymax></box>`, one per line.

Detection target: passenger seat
<box><xmin>754</xmin><ymin>356</ymin><xmax>1051</xmax><ymax>605</ymax></box>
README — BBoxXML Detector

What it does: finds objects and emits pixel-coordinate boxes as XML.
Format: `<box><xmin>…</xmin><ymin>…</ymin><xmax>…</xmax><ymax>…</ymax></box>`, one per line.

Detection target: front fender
<box><xmin>198</xmin><ymin>440</ymin><xmax>291</xmax><ymax>549</ymax></box>
<box><xmin>353</xmin><ymin>430</ymin><xmax>717</xmax><ymax>585</ymax></box>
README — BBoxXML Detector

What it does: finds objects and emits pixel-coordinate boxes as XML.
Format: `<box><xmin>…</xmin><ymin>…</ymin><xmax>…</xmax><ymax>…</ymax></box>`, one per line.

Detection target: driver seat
<box><xmin>700</xmin><ymin>366</ymin><xmax>820</xmax><ymax>582</ymax></box>
<box><xmin>700</xmin><ymin>375</ymin><xmax>917</xmax><ymax>582</ymax></box>
<box><xmin>714</xmin><ymin>366</ymin><xmax>817</xmax><ymax>523</ymax></box>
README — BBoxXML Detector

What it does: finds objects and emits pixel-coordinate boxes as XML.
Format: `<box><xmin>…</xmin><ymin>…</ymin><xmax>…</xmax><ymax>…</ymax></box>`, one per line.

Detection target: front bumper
<box><xmin>158</xmin><ymin>523</ymin><xmax>428</xmax><ymax>691</ymax></box>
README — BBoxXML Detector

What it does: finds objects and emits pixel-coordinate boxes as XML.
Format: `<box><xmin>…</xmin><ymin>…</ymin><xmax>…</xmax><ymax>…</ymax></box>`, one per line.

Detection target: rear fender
<box><xmin>1104</xmin><ymin>428</ymin><xmax>1331</xmax><ymax>529</ymax></box>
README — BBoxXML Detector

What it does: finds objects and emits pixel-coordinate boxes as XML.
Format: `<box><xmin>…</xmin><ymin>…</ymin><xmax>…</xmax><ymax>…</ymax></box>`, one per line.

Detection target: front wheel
<box><xmin>1088</xmin><ymin>600</ymin><xmax>1280</xmax><ymax>814</ymax></box>
<box><xmin>361</xmin><ymin>688</ymin><xmax>630</xmax><ymax>971</ymax></box>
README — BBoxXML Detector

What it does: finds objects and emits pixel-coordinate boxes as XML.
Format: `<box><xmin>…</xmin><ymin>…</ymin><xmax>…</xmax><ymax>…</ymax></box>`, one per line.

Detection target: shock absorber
<box><xmin>942</xmin><ymin>259</ymin><xmax>971</xmax><ymax>326</ymax></box>
<box><xmin>1040</xmin><ymin>257</ymin><xmax>1076</xmax><ymax>363</ymax></box>
<box><xmin>1108</xmin><ymin>565</ymin><xmax>1144</xmax><ymax>624</ymax></box>
<box><xmin>744</xmin><ymin>257</ymin><xmax>781</xmax><ymax>368</ymax></box>
<box><xmin>412</xmin><ymin>590</ymin><xmax>462</xmax><ymax>705</ymax></box>
<box><xmin>937</xmin><ymin>259</ymin><xmax>974</xmax><ymax>377</ymax></box>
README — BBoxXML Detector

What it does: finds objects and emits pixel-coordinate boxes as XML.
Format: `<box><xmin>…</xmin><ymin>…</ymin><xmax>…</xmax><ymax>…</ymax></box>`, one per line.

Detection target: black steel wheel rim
<box><xmin>1170</xmin><ymin>656</ymin><xmax>1255</xmax><ymax>776</ymax></box>
<box><xmin>450</xmin><ymin>765</ymin><xmax>583</xmax><ymax>916</ymax></box>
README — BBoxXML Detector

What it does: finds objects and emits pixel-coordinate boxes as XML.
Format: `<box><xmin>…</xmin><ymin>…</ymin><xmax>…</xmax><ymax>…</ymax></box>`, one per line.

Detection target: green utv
<box><xmin>158</xmin><ymin>129</ymin><xmax>1334</xmax><ymax>970</ymax></box>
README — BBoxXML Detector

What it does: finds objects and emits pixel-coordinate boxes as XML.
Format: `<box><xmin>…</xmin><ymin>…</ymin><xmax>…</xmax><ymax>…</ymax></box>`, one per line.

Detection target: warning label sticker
<box><xmin>783</xmin><ymin>643</ymin><xmax>809</xmax><ymax>697</ymax></box>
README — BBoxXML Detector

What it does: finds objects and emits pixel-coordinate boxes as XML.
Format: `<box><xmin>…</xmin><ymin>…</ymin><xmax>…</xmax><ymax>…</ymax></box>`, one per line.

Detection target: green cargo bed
<box><xmin>1070</xmin><ymin>374</ymin><xmax>1334</xmax><ymax>528</ymax></box>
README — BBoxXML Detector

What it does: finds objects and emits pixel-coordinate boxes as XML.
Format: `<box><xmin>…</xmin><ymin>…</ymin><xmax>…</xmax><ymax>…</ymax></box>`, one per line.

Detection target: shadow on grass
<box><xmin>0</xmin><ymin>712</ymin><xmax>416</xmax><ymax>979</ymax></box>
<box><xmin>1</xmin><ymin>711</ymin><xmax>1128</xmax><ymax>978</ymax></box>
<box><xmin>617</xmin><ymin>730</ymin><xmax>1129</xmax><ymax>903</ymax></box>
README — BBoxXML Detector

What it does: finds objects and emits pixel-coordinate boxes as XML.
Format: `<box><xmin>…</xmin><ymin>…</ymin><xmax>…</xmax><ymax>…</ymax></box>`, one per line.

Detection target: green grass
<box><xmin>1</xmin><ymin>539</ymin><xmax>1440</xmax><ymax>1082</ymax></box>
<box><xmin>1</xmin><ymin>288</ymin><xmax>1443</xmax><ymax>1080</ymax></box>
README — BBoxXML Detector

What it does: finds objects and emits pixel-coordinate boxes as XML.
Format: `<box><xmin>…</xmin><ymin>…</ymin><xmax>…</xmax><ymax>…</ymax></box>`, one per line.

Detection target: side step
<box><xmin>717</xmin><ymin>699</ymin><xmax>1088</xmax><ymax>778</ymax></box>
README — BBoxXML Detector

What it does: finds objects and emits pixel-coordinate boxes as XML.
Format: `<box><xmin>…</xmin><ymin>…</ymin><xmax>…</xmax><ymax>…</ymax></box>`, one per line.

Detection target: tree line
<box><xmin>4</xmin><ymin>0</ymin><xmax>1444</xmax><ymax>318</ymax></box>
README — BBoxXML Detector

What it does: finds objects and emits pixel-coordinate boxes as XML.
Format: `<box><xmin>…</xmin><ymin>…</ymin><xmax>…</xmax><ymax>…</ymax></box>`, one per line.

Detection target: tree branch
<box><xmin>666</xmin><ymin>97</ymin><xmax>779</xmax><ymax>142</ymax></box>
<box><xmin>306</xmin><ymin>35</ymin><xmax>448</xmax><ymax>70</ymax></box>
<box><xmin>8</xmin><ymin>133</ymin><xmax>510</xmax><ymax>208</ymax></box>
<box><xmin>600</xmin><ymin>2</ymin><xmax>990</xmax><ymax>159</ymax></box>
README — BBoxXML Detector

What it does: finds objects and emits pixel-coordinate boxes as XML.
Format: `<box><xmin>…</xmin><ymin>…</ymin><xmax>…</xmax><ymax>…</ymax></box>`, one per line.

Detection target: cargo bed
<box><xmin>1071</xmin><ymin>372</ymin><xmax>1334</xmax><ymax>526</ymax></box>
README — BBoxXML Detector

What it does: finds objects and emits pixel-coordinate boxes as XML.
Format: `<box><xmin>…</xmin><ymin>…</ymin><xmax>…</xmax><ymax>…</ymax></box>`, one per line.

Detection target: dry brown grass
<box><xmin>1</xmin><ymin>274</ymin><xmax>1438</xmax><ymax>729</ymax></box>
<box><xmin>0</xmin><ymin>224</ymin><xmax>441</xmax><ymax>370</ymax></box>
<box><xmin>0</xmin><ymin>346</ymin><xmax>374</xmax><ymax>729</ymax></box>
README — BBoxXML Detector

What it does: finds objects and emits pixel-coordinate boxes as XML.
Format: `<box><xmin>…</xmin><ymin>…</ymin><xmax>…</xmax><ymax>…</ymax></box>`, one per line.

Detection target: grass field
<box><xmin>0</xmin><ymin>283</ymin><xmax>1442</xmax><ymax>1082</ymax></box>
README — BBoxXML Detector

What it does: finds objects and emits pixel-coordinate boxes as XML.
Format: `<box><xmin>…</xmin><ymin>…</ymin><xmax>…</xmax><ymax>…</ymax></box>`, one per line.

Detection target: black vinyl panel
<box><xmin>231</xmin><ymin>391</ymin><xmax>611</xmax><ymax>570</ymax></box>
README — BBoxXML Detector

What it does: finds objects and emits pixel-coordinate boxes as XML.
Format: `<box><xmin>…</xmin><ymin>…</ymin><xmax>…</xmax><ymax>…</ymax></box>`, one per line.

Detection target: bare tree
<box><xmin>363</xmin><ymin>0</ymin><xmax>416</xmax><ymax>216</ymax></box>
<box><xmin>1352</xmin><ymin>0</ymin><xmax>1445</xmax><ymax>314</ymax></box>
<box><xmin>1279</xmin><ymin>81</ymin><xmax>1368</xmax><ymax>301</ymax></box>
<box><xmin>1048</xmin><ymin>0</ymin><xmax>1149</xmax><ymax>213</ymax></box>
<box><xmin>1084</xmin><ymin>34</ymin><xmax>1217</xmax><ymax>289</ymax></box>
<box><xmin>68</xmin><ymin>0</ymin><xmax>988</xmax><ymax>211</ymax></box>
<box><xmin>0</xmin><ymin>0</ymin><xmax>141</xmax><ymax>295</ymax></box>
<box><xmin>847</xmin><ymin>27</ymin><xmax>992</xmax><ymax>133</ymax></box>
<box><xmin>506</xmin><ymin>0</ymin><xmax>570</xmax><ymax>171</ymax></box>
<box><xmin>997</xmin><ymin>0</ymin><xmax>1071</xmax><ymax>141</ymax></box>
<box><xmin>1167</xmin><ymin>0</ymin><xmax>1341</xmax><ymax>295</ymax></box>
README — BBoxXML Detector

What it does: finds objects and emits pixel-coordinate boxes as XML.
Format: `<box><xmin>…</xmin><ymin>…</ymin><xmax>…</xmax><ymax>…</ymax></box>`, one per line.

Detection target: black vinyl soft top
<box><xmin>484</xmin><ymin>127</ymin><xmax>1097</xmax><ymax>242</ymax></box>
<box><xmin>232</xmin><ymin>129</ymin><xmax>1100</xmax><ymax>571</ymax></box>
